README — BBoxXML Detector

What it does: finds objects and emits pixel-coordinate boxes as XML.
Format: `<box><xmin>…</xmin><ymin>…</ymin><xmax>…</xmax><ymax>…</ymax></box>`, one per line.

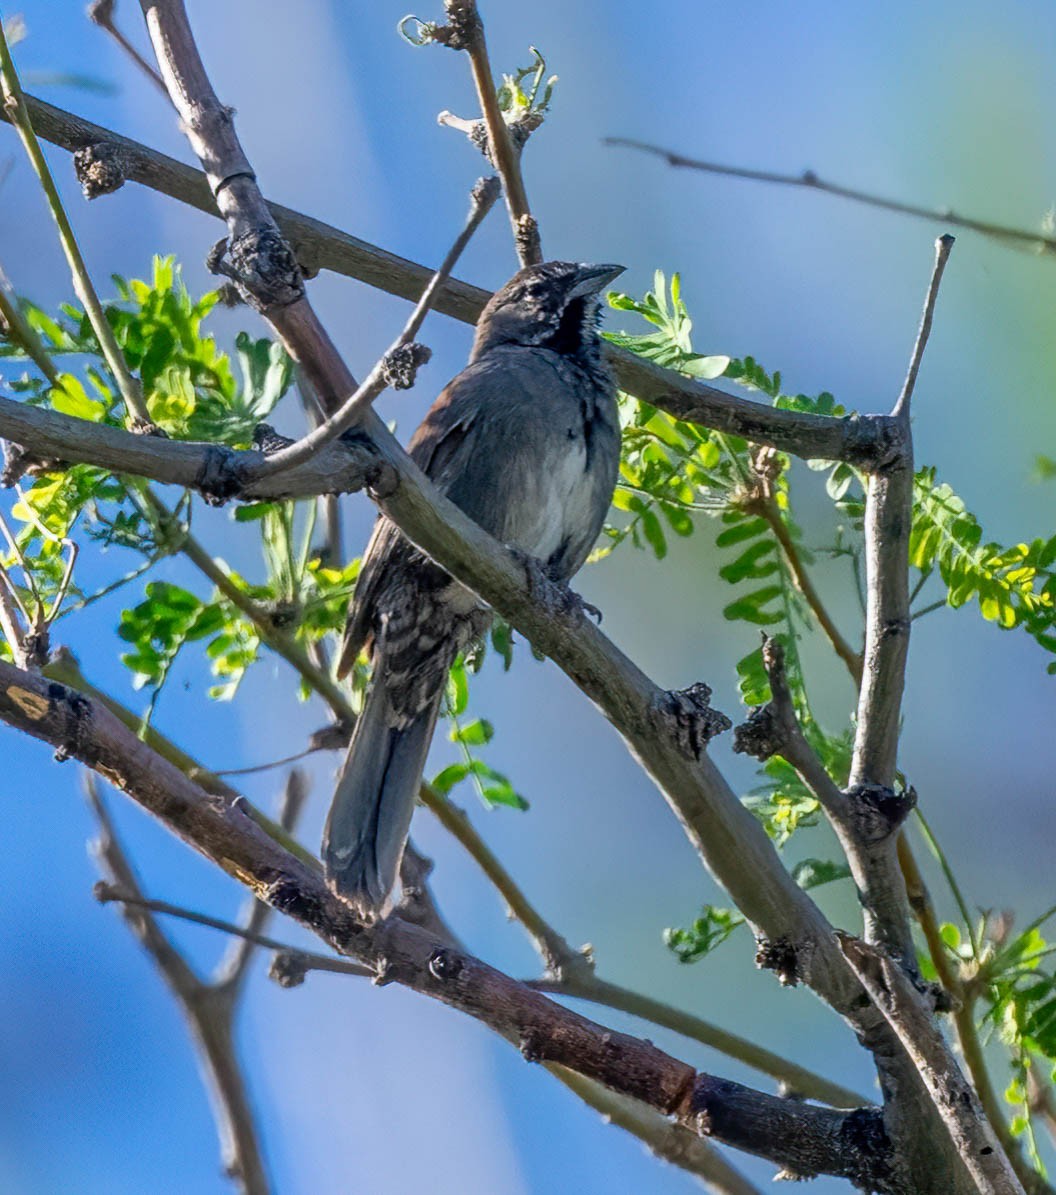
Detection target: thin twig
<box><xmin>213</xmin><ymin>771</ymin><xmax>310</xmax><ymax>1000</ymax></box>
<box><xmin>86</xmin><ymin>776</ymin><xmax>272</xmax><ymax>1194</ymax></box>
<box><xmin>94</xmin><ymin>884</ymin><xmax>370</xmax><ymax>981</ymax></box>
<box><xmin>441</xmin><ymin>1</ymin><xmax>541</xmax><ymax>265</ymax></box>
<box><xmin>0</xmin><ymin>262</ymin><xmax>61</xmax><ymax>385</ymax></box>
<box><xmin>553</xmin><ymin>1065</ymin><xmax>763</xmax><ymax>1195</ymax></box>
<box><xmin>87</xmin><ymin>0</ymin><xmax>169</xmax><ymax>95</ymax></box>
<box><xmin>892</xmin><ymin>235</ymin><xmax>955</xmax><ymax>420</ymax></box>
<box><xmin>0</xmin><ymin>26</ymin><xmax>152</xmax><ymax>427</ymax></box>
<box><xmin>605</xmin><ymin>138</ymin><xmax>1056</xmax><ymax>258</ymax></box>
<box><xmin>249</xmin><ymin>176</ymin><xmax>500</xmax><ymax>480</ymax></box>
<box><xmin>757</xmin><ymin>498</ymin><xmax>863</xmax><ymax>686</ymax></box>
<box><xmin>425</xmin><ymin>782</ymin><xmax>867</xmax><ymax>1108</ymax></box>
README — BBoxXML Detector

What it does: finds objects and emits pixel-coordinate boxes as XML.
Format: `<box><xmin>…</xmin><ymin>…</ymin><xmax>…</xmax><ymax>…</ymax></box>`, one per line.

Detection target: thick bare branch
<box><xmin>0</xmin><ymin>658</ymin><xmax>893</xmax><ymax>1184</ymax></box>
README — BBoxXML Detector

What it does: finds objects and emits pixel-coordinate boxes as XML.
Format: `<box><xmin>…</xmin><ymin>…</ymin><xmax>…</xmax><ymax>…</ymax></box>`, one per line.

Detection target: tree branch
<box><xmin>426</xmin><ymin>782</ymin><xmax>868</xmax><ymax>1108</ymax></box>
<box><xmin>839</xmin><ymin>934</ymin><xmax>1025</xmax><ymax>1195</ymax></box>
<box><xmin>734</xmin><ymin>637</ymin><xmax>916</xmax><ymax>964</ymax></box>
<box><xmin>0</xmin><ymin>27</ymin><xmax>152</xmax><ymax>428</ymax></box>
<box><xmin>0</xmin><ymin>658</ymin><xmax>894</xmax><ymax>1185</ymax></box>
<box><xmin>0</xmin><ymin>93</ymin><xmax>902</xmax><ymax>467</ymax></box>
<box><xmin>605</xmin><ymin>138</ymin><xmax>1056</xmax><ymax>258</ymax></box>
<box><xmin>86</xmin><ymin>775</ymin><xmax>271</xmax><ymax>1194</ymax></box>
<box><xmin>432</xmin><ymin>1</ymin><xmax>541</xmax><ymax>266</ymax></box>
<box><xmin>851</xmin><ymin>235</ymin><xmax>953</xmax><ymax>789</ymax></box>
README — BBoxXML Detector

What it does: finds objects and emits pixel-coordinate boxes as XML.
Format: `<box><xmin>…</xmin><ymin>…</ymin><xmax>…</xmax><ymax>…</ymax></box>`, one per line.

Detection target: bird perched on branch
<box><xmin>322</xmin><ymin>260</ymin><xmax>625</xmax><ymax>916</ymax></box>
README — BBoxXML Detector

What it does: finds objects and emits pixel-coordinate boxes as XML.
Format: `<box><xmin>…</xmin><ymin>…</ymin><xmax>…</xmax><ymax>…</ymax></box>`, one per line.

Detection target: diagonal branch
<box><xmin>0</xmin><ymin>658</ymin><xmax>892</xmax><ymax>1187</ymax></box>
<box><xmin>839</xmin><ymin>935</ymin><xmax>1025</xmax><ymax>1195</ymax></box>
<box><xmin>0</xmin><ymin>93</ymin><xmax>900</xmax><ymax>468</ymax></box>
<box><xmin>0</xmin><ymin>27</ymin><xmax>152</xmax><ymax>428</ymax></box>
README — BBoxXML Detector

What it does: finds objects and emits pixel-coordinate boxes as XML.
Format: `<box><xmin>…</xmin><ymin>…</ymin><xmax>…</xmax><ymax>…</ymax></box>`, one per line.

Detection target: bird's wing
<box><xmin>337</xmin><ymin>349</ymin><xmax>603</xmax><ymax>677</ymax></box>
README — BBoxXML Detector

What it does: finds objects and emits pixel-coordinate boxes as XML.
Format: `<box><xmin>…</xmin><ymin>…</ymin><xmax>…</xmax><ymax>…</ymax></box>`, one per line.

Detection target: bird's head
<box><xmin>471</xmin><ymin>260</ymin><xmax>625</xmax><ymax>362</ymax></box>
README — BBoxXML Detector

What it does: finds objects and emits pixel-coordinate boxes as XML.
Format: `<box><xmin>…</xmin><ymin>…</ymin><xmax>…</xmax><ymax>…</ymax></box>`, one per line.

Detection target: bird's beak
<box><xmin>571</xmin><ymin>263</ymin><xmax>626</xmax><ymax>299</ymax></box>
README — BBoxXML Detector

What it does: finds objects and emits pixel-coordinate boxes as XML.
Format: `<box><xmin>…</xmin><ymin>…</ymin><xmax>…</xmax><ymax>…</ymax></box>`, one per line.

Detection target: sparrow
<box><xmin>323</xmin><ymin>260</ymin><xmax>625</xmax><ymax>915</ymax></box>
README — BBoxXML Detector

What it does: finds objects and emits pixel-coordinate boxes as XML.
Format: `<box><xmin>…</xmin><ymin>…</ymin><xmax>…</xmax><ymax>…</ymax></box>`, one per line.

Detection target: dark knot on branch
<box><xmin>73</xmin><ymin>142</ymin><xmax>129</xmax><ymax>200</ymax></box>
<box><xmin>206</xmin><ymin>229</ymin><xmax>304</xmax><ymax>312</ymax></box>
<box><xmin>652</xmin><ymin>681</ymin><xmax>731</xmax><ymax>760</ymax></box>
<box><xmin>844</xmin><ymin>783</ymin><xmax>916</xmax><ymax>844</ymax></box>
<box><xmin>732</xmin><ymin>703</ymin><xmax>781</xmax><ymax>761</ymax></box>
<box><xmin>194</xmin><ymin>443</ymin><xmax>245</xmax><ymax>506</ymax></box>
<box><xmin>382</xmin><ymin>342</ymin><xmax>432</xmax><ymax>390</ymax></box>
<box><xmin>755</xmin><ymin>935</ymin><xmax>802</xmax><ymax>987</ymax></box>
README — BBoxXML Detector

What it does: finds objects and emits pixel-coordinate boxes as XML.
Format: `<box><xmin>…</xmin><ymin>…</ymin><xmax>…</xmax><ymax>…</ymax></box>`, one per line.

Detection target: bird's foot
<box><xmin>512</xmin><ymin>549</ymin><xmax>602</xmax><ymax>624</ymax></box>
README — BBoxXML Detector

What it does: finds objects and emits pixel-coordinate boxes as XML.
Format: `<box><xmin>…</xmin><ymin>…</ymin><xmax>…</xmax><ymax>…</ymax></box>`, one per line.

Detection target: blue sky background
<box><xmin>1</xmin><ymin>2</ymin><xmax>1054</xmax><ymax>1192</ymax></box>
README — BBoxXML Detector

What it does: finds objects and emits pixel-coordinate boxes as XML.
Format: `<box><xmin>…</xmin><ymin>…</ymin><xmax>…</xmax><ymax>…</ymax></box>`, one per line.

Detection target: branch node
<box><xmin>193</xmin><ymin>444</ymin><xmax>244</xmax><ymax>506</ymax></box>
<box><xmin>651</xmin><ymin>682</ymin><xmax>732</xmax><ymax>760</ymax></box>
<box><xmin>427</xmin><ymin>946</ymin><xmax>465</xmax><ymax>983</ymax></box>
<box><xmin>268</xmin><ymin>949</ymin><xmax>309</xmax><ymax>989</ymax></box>
<box><xmin>732</xmin><ymin>702</ymin><xmax>780</xmax><ymax>761</ymax></box>
<box><xmin>381</xmin><ymin>341</ymin><xmax>432</xmax><ymax>391</ymax></box>
<box><xmin>519</xmin><ymin>1026</ymin><xmax>545</xmax><ymax>1063</ymax></box>
<box><xmin>844</xmin><ymin>783</ymin><xmax>916</xmax><ymax>844</ymax></box>
<box><xmin>73</xmin><ymin>142</ymin><xmax>128</xmax><ymax>199</ymax></box>
<box><xmin>1</xmin><ymin>439</ymin><xmax>65</xmax><ymax>487</ymax></box>
<box><xmin>754</xmin><ymin>935</ymin><xmax>802</xmax><ymax>987</ymax></box>
<box><xmin>206</xmin><ymin>230</ymin><xmax>304</xmax><ymax>312</ymax></box>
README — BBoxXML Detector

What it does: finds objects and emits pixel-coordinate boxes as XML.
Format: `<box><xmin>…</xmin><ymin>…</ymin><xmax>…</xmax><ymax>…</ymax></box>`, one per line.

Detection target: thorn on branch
<box><xmin>73</xmin><ymin>142</ymin><xmax>128</xmax><ymax>199</ymax></box>
<box><xmin>381</xmin><ymin>341</ymin><xmax>432</xmax><ymax>391</ymax></box>
<box><xmin>652</xmin><ymin>682</ymin><xmax>732</xmax><ymax>761</ymax></box>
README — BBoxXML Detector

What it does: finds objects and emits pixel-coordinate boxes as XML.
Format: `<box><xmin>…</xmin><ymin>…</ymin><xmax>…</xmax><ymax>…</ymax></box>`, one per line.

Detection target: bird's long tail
<box><xmin>322</xmin><ymin>670</ymin><xmax>443</xmax><ymax>915</ymax></box>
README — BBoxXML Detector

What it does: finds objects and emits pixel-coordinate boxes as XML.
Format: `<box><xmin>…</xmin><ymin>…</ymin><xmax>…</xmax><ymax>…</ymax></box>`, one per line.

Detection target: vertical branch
<box><xmin>438</xmin><ymin>1</ymin><xmax>542</xmax><ymax>265</ymax></box>
<box><xmin>0</xmin><ymin>25</ymin><xmax>153</xmax><ymax>428</ymax></box>
<box><xmin>851</xmin><ymin>235</ymin><xmax>954</xmax><ymax>788</ymax></box>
